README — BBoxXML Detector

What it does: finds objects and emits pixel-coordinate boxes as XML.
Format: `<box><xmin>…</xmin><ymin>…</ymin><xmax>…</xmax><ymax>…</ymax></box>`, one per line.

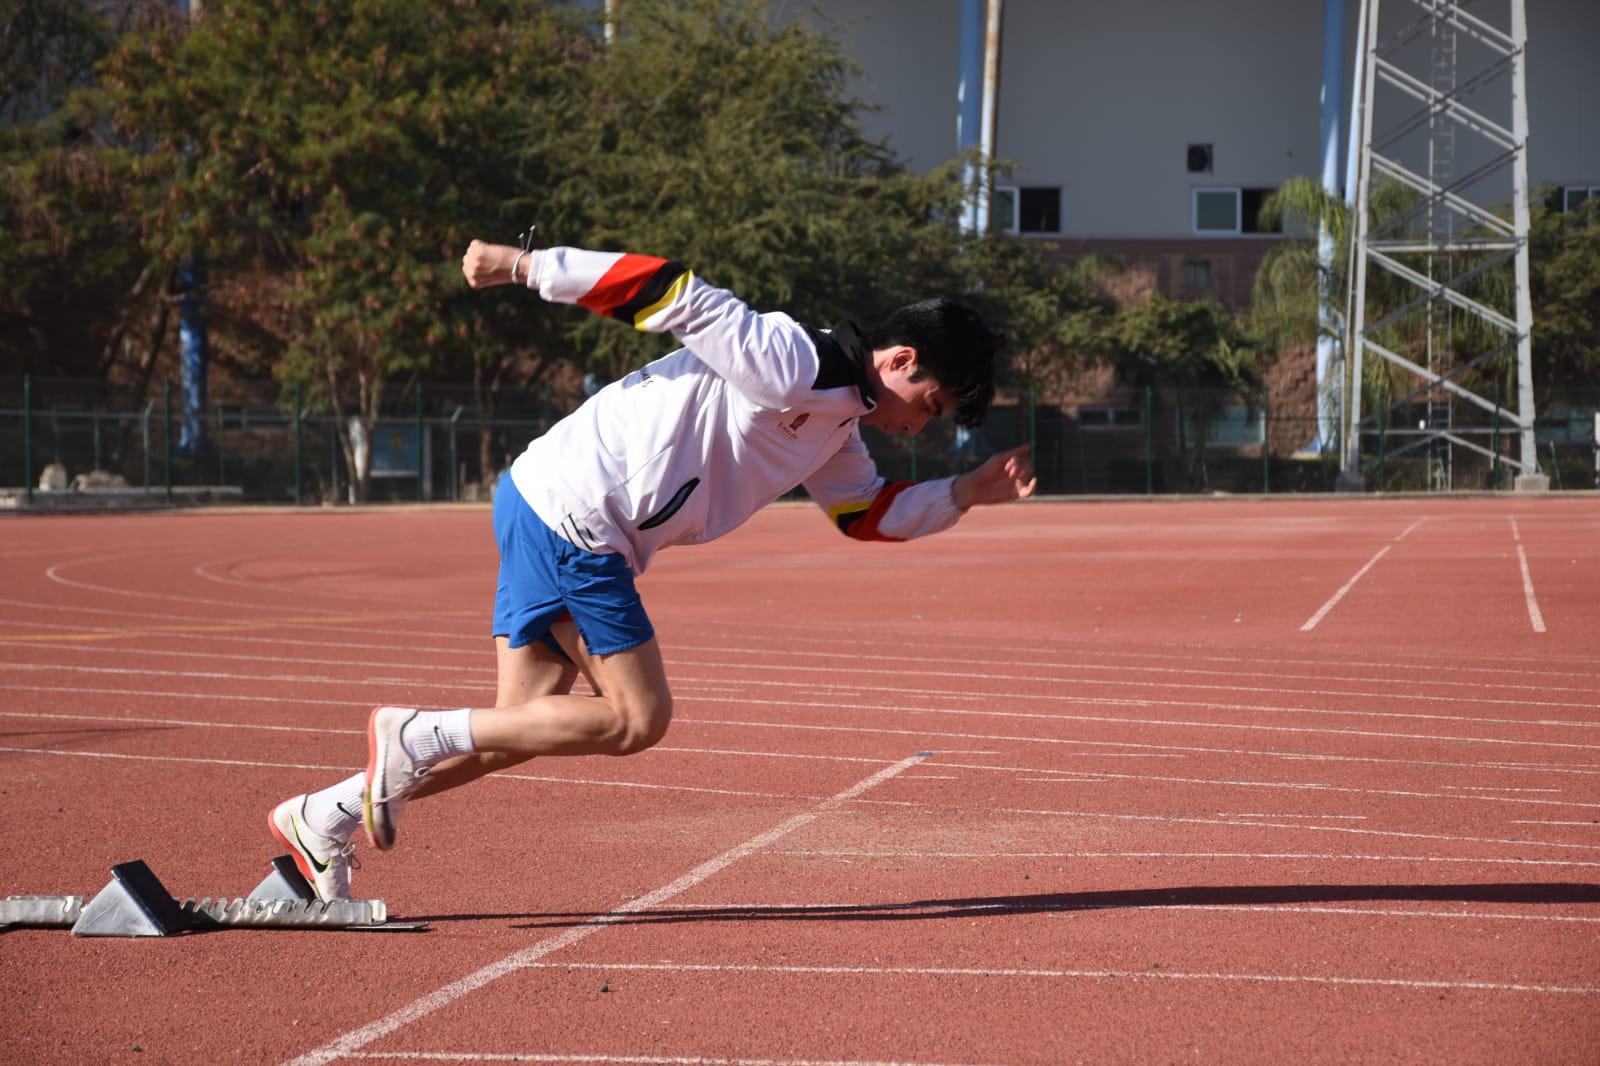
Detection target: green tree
<box><xmin>101</xmin><ymin>0</ymin><xmax>581</xmax><ymax>499</ymax></box>
<box><xmin>529</xmin><ymin>0</ymin><xmax>986</xmax><ymax>380</ymax></box>
<box><xmin>0</xmin><ymin>1</ymin><xmax>175</xmax><ymax>384</ymax></box>
<box><xmin>1528</xmin><ymin>194</ymin><xmax>1600</xmax><ymax>393</ymax></box>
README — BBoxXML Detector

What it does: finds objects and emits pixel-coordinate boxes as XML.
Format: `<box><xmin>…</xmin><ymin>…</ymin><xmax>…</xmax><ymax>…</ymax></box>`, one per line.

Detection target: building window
<box><xmin>1564</xmin><ymin>186</ymin><xmax>1598</xmax><ymax>212</ymax></box>
<box><xmin>1183</xmin><ymin>259</ymin><xmax>1214</xmax><ymax>291</ymax></box>
<box><xmin>1193</xmin><ymin>188</ymin><xmax>1239</xmax><ymax>233</ymax></box>
<box><xmin>1079</xmin><ymin>404</ymin><xmax>1144</xmax><ymax>430</ymax></box>
<box><xmin>1193</xmin><ymin>187</ymin><xmax>1280</xmax><ymax>235</ymax></box>
<box><xmin>992</xmin><ymin>185</ymin><xmax>1061</xmax><ymax>235</ymax></box>
<box><xmin>1180</xmin><ymin>405</ymin><xmax>1264</xmax><ymax>446</ymax></box>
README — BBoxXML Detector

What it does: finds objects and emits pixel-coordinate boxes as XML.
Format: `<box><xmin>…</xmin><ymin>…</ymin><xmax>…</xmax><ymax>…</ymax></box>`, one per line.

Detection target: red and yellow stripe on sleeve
<box><xmin>827</xmin><ymin>482</ymin><xmax>914</xmax><ymax>542</ymax></box>
<box><xmin>576</xmin><ymin>253</ymin><xmax>694</xmax><ymax>331</ymax></box>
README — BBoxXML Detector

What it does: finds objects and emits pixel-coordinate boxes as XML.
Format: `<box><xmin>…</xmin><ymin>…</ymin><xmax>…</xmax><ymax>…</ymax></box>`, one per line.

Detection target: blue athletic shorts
<box><xmin>491</xmin><ymin>478</ymin><xmax>654</xmax><ymax>659</ymax></box>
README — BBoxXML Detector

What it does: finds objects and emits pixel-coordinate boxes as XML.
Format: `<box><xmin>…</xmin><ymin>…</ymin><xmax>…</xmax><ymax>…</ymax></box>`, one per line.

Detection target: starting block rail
<box><xmin>1</xmin><ymin>857</ymin><xmax>425</xmax><ymax>936</ymax></box>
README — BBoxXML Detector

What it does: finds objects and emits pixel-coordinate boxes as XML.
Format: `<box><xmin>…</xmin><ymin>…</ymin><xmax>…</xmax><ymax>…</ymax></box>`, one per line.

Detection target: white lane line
<box><xmin>670</xmin><ymin>901</ymin><xmax>1600</xmax><ymax>925</ymax></box>
<box><xmin>18</xmin><ymin>641</ymin><xmax>1600</xmax><ymax>713</ymax></box>
<box><xmin>0</xmin><ymin>747</ymin><xmax>815</xmax><ymax>801</ymax></box>
<box><xmin>1303</xmin><ymin>517</ymin><xmax>1424</xmax><ymax>634</ymax></box>
<box><xmin>1512</xmin><ymin>820</ymin><xmax>1600</xmax><ymax>827</ymax></box>
<box><xmin>1512</xmin><ymin>519</ymin><xmax>1548</xmax><ymax>634</ymax></box>
<box><xmin>1301</xmin><ymin>546</ymin><xmax>1392</xmax><ymax>633</ymax></box>
<box><xmin>516</xmin><ymin>960</ymin><xmax>1600</xmax><ymax>996</ymax></box>
<box><xmin>361</xmin><ymin>1049</ymin><xmax>985</xmax><ymax>1056</ymax></box>
<box><xmin>1442</xmin><ymin>786</ymin><xmax>1560</xmax><ymax>793</ymax></box>
<box><xmin>281</xmin><ymin>753</ymin><xmax>931</xmax><ymax>1066</ymax></box>
<box><xmin>1217</xmin><ymin>814</ymin><xmax>1368</xmax><ymax>820</ymax></box>
<box><xmin>8</xmin><ymin>600</ymin><xmax>1599</xmax><ymax>688</ymax></box>
<box><xmin>685</xmin><ymin>702</ymin><xmax>1600</xmax><ymax>757</ymax></box>
<box><xmin>9</xmin><ymin>697</ymin><xmax>1598</xmax><ymax>783</ymax></box>
<box><xmin>1295</xmin><ymin>518</ymin><xmax>1424</xmax><ymax>633</ymax></box>
<box><xmin>777</xmin><ymin>849</ymin><xmax>1600</xmax><ymax>867</ymax></box>
<box><xmin>9</xmin><ymin>590</ymin><xmax>1596</xmax><ymax>680</ymax></box>
<box><xmin>16</xmin><ymin>661</ymin><xmax>1600</xmax><ymax>755</ymax></box>
<box><xmin>991</xmin><ymin>804</ymin><xmax>1600</xmax><ymax>853</ymax></box>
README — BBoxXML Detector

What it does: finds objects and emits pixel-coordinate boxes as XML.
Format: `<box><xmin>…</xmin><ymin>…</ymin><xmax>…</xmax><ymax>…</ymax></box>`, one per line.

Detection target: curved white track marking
<box><xmin>0</xmin><ymin>746</ymin><xmax>354</xmax><ymax>774</ymax></box>
<box><xmin>0</xmin><ymin>683</ymin><xmax>365</xmax><ymax>708</ymax></box>
<box><xmin>0</xmin><ymin>709</ymin><xmax>360</xmax><ymax>735</ymax></box>
<box><xmin>281</xmin><ymin>753</ymin><xmax>931</xmax><ymax>1066</ymax></box>
<box><xmin>675</xmin><ymin>900</ymin><xmax>1600</xmax><ymax>924</ymax></box>
<box><xmin>46</xmin><ymin>551</ymin><xmax>369</xmax><ymax>616</ymax></box>
<box><xmin>12</xmin><ymin>633</ymin><xmax>1600</xmax><ymax>717</ymax></box>
<box><xmin>508</xmin><ymin>960</ymin><xmax>1600</xmax><ymax>995</ymax></box>
<box><xmin>191</xmin><ymin>554</ymin><xmax>458</xmax><ymax>608</ymax></box>
<box><xmin>0</xmin><ymin>595</ymin><xmax>477</xmax><ymax>631</ymax></box>
<box><xmin>0</xmin><ymin>747</ymin><xmax>810</xmax><ymax>800</ymax></box>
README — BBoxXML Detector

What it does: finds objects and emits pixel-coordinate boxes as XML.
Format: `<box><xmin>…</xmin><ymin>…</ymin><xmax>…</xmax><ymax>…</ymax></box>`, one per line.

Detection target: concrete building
<box><xmin>792</xmin><ymin>0</ymin><xmax>1599</xmax><ymax>310</ymax></box>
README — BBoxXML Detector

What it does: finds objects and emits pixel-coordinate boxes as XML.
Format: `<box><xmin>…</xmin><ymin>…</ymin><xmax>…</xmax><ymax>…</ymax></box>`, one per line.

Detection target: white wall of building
<box><xmin>801</xmin><ymin>0</ymin><xmax>1599</xmax><ymax>238</ymax></box>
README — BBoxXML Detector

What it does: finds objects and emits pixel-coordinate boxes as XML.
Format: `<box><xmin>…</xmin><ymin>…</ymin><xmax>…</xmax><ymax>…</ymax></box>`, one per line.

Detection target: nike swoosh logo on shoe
<box><xmin>291</xmin><ymin>820</ymin><xmax>330</xmax><ymax>873</ymax></box>
<box><xmin>336</xmin><ymin>802</ymin><xmax>358</xmax><ymax>820</ymax></box>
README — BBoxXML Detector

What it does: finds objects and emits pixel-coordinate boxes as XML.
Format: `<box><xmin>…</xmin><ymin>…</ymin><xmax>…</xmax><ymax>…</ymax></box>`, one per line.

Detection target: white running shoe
<box><xmin>268</xmin><ymin>794</ymin><xmax>358</xmax><ymax>901</ymax></box>
<box><xmin>363</xmin><ymin>705</ymin><xmax>430</xmax><ymax>851</ymax></box>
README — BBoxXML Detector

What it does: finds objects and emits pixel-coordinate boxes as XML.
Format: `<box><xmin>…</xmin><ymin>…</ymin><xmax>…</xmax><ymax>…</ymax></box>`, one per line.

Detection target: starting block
<box><xmin>0</xmin><ymin>856</ymin><xmax>425</xmax><ymax>936</ymax></box>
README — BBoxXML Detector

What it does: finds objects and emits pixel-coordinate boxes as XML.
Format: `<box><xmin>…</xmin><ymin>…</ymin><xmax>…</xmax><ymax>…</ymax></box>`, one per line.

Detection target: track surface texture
<box><xmin>2</xmin><ymin>496</ymin><xmax>1597</xmax><ymax>1064</ymax></box>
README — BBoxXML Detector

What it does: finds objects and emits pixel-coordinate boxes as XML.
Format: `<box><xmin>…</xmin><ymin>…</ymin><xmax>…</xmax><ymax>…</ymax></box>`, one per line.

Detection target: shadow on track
<box><xmin>403</xmin><ymin>882</ymin><xmax>1600</xmax><ymax>927</ymax></box>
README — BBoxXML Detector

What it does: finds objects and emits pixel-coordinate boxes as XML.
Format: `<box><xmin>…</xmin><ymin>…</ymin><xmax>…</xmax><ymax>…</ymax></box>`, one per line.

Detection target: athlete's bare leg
<box><xmin>409</xmin><ymin>628</ymin><xmax>583</xmax><ymax>799</ymax></box>
<box><xmin>469</xmin><ymin>631</ymin><xmax>672</xmax><ymax>757</ymax></box>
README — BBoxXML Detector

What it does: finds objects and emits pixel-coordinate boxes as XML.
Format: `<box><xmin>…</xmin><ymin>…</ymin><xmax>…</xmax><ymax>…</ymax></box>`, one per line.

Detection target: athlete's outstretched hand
<box><xmin>951</xmin><ymin>444</ymin><xmax>1037</xmax><ymax>509</ymax></box>
<box><xmin>462</xmin><ymin>240</ymin><xmax>528</xmax><ymax>289</ymax></box>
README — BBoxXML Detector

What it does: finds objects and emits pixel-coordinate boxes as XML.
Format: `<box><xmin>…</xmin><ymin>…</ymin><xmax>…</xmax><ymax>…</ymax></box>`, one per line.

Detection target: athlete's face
<box><xmin>865</xmin><ymin>348</ymin><xmax>956</xmax><ymax>437</ymax></box>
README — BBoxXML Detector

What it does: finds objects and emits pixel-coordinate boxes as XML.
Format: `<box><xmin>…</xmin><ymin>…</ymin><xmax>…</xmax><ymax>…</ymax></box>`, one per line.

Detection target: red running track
<box><xmin>1</xmin><ymin>495</ymin><xmax>1597</xmax><ymax>1064</ymax></box>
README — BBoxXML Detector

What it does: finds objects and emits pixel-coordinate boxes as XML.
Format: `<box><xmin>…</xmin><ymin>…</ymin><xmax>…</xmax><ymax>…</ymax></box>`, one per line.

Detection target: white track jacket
<box><xmin>508</xmin><ymin>247</ymin><xmax>965</xmax><ymax>574</ymax></box>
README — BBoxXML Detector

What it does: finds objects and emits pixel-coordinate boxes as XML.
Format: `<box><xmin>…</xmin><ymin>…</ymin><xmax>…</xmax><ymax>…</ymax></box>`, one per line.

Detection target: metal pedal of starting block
<box><xmin>250</xmin><ymin>855</ymin><xmax>318</xmax><ymax>901</ymax></box>
<box><xmin>72</xmin><ymin>860</ymin><xmax>191</xmax><ymax>937</ymax></box>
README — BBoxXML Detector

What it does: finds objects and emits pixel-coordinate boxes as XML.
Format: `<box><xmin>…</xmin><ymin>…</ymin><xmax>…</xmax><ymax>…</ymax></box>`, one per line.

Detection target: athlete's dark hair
<box><xmin>865</xmin><ymin>298</ymin><xmax>1000</xmax><ymax>427</ymax></box>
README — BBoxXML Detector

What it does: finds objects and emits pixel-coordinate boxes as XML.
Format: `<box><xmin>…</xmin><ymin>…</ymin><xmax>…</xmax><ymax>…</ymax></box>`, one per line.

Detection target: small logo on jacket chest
<box><xmin>777</xmin><ymin>412</ymin><xmax>811</xmax><ymax>440</ymax></box>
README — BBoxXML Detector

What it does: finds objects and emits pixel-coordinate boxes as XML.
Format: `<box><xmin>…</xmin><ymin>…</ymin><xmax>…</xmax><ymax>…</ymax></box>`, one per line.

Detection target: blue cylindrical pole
<box><xmin>23</xmin><ymin>374</ymin><xmax>33</xmax><ymax>506</ymax></box>
<box><xmin>956</xmin><ymin>0</ymin><xmax>984</xmax><ymax>233</ymax></box>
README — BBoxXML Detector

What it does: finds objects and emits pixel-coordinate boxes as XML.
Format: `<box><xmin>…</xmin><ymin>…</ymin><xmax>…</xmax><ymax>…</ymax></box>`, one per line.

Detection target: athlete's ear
<box><xmin>891</xmin><ymin>346</ymin><xmax>918</xmax><ymax>374</ymax></box>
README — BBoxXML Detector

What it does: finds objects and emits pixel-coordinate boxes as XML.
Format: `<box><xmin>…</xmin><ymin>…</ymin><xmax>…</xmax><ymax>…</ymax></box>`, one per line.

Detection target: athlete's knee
<box><xmin>610</xmin><ymin>689</ymin><xmax>673</xmax><ymax>755</ymax></box>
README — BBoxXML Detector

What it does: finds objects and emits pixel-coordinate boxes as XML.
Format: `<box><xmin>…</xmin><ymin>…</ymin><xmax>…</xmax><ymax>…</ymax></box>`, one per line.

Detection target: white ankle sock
<box><xmin>399</xmin><ymin>708</ymin><xmax>477</xmax><ymax>764</ymax></box>
<box><xmin>303</xmin><ymin>772</ymin><xmax>366</xmax><ymax>840</ymax></box>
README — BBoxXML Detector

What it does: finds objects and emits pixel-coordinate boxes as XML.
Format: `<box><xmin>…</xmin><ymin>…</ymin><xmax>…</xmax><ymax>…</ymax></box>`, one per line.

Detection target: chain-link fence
<box><xmin>3</xmin><ymin>375</ymin><xmax>1595</xmax><ymax>507</ymax></box>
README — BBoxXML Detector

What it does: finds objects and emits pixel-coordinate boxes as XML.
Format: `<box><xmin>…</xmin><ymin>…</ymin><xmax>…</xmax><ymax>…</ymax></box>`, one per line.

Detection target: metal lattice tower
<box><xmin>1342</xmin><ymin>0</ymin><xmax>1538</xmax><ymax>488</ymax></box>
